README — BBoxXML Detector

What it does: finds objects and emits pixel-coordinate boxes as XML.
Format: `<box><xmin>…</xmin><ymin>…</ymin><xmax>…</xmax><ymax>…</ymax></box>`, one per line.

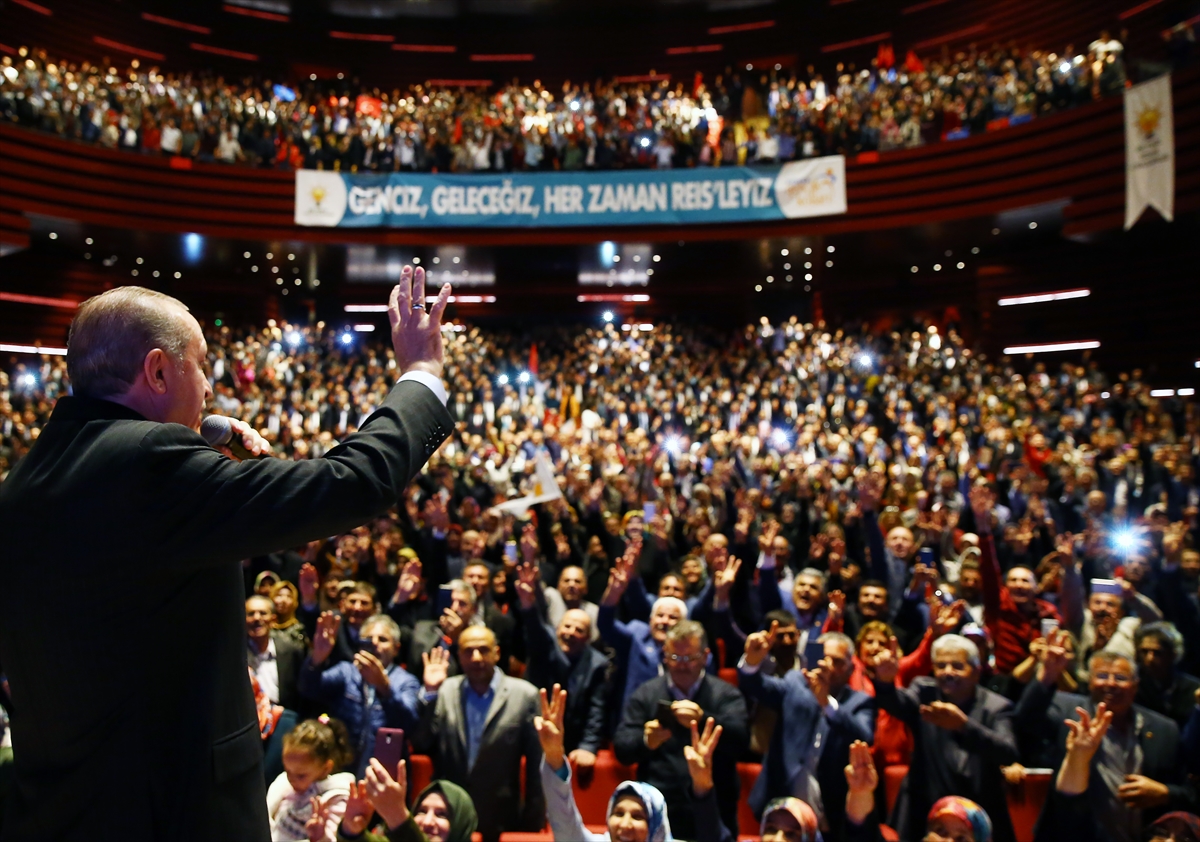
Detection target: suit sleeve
<box><xmin>579</xmin><ymin>660</ymin><xmax>611</xmax><ymax>754</ymax></box>
<box><xmin>613</xmin><ymin>685</ymin><xmax>656</xmax><ymax>766</ymax></box>
<box><xmin>959</xmin><ymin>705</ymin><xmax>1019</xmax><ymax>765</ymax></box>
<box><xmin>708</xmin><ymin>684</ymin><xmax>750</xmax><ymax>759</ymax></box>
<box><xmin>597</xmin><ymin>604</ymin><xmax>634</xmax><ymax>659</ymax></box>
<box><xmin>829</xmin><ymin>696</ymin><xmax>876</xmax><ymax>747</ymax></box>
<box><xmin>137</xmin><ymin>381</ymin><xmax>453</xmax><ymax>571</ymax></box>
<box><xmin>410</xmin><ymin>689</ymin><xmax>439</xmax><ymax>756</ymax></box>
<box><xmin>380</xmin><ymin>669</ymin><xmax>421</xmax><ymax>734</ymax></box>
<box><xmin>737</xmin><ymin>666</ymin><xmax>789</xmax><ymax>712</ymax></box>
<box><xmin>872</xmin><ymin>679</ymin><xmax>920</xmax><ymax>728</ymax></box>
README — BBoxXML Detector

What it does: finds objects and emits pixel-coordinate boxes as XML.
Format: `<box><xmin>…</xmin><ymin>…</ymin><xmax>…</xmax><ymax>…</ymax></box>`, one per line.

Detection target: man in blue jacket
<box><xmin>739</xmin><ymin>625</ymin><xmax>876</xmax><ymax>841</ymax></box>
<box><xmin>298</xmin><ymin>612</ymin><xmax>420</xmax><ymax>777</ymax></box>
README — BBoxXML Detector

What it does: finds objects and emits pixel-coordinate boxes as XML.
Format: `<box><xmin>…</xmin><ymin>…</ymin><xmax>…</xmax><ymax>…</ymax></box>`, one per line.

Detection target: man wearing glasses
<box><xmin>614</xmin><ymin>620</ymin><xmax>749</xmax><ymax>841</ymax></box>
<box><xmin>1017</xmin><ymin>646</ymin><xmax>1195</xmax><ymax>840</ymax></box>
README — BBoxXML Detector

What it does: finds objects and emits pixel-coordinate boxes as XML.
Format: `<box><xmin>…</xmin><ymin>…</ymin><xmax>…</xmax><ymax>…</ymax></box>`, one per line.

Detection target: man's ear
<box><xmin>142</xmin><ymin>349</ymin><xmax>169</xmax><ymax>395</ymax></box>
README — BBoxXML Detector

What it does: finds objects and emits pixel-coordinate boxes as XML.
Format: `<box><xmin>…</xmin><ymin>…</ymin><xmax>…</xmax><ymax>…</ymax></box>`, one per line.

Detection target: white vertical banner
<box><xmin>1125</xmin><ymin>73</ymin><xmax>1174</xmax><ymax>229</ymax></box>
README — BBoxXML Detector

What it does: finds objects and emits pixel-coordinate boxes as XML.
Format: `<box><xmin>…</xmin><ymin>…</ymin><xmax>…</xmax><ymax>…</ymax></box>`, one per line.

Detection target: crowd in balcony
<box><xmin>0</xmin><ymin>30</ymin><xmax>1139</xmax><ymax>173</ymax></box>
<box><xmin>0</xmin><ymin>304</ymin><xmax>1198</xmax><ymax>841</ymax></box>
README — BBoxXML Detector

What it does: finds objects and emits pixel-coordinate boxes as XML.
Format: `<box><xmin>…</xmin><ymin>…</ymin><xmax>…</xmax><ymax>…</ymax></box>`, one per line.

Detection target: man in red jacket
<box><xmin>969</xmin><ymin>485</ymin><xmax>1061</xmax><ymax>675</ymax></box>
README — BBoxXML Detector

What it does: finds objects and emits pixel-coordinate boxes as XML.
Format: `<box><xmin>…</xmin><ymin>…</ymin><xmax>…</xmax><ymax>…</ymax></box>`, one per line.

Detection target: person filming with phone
<box><xmin>0</xmin><ymin>266</ymin><xmax>453</xmax><ymax>842</ymax></box>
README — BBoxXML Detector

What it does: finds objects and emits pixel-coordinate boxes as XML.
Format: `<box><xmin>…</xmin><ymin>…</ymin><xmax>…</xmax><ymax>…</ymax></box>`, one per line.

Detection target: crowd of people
<box><xmin>0</xmin><ymin>30</ymin><xmax>1143</xmax><ymax>172</ymax></box>
<box><xmin>0</xmin><ymin>308</ymin><xmax>1197</xmax><ymax>842</ymax></box>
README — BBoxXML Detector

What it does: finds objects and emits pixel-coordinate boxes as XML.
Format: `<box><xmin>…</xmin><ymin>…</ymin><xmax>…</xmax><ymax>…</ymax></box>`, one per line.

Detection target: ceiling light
<box><xmin>911</xmin><ymin>266</ymin><xmax>919</xmax><ymax>273</ymax></box>
<box><xmin>1003</xmin><ymin>340</ymin><xmax>1100</xmax><ymax>354</ymax></box>
<box><xmin>933</xmin><ymin>264</ymin><xmax>942</xmax><ymax>271</ymax></box>
<box><xmin>827</xmin><ymin>246</ymin><xmax>835</xmax><ymax>253</ymax></box>
<box><xmin>972</xmin><ymin>247</ymin><xmax>980</xmax><ymax>254</ymax></box>
<box><xmin>652</xmin><ymin>254</ymin><xmax>661</xmax><ymax>262</ymax></box>
<box><xmin>174</xmin><ymin>271</ymin><xmax>181</xmax><ymax>278</ymax></box>
<box><xmin>136</xmin><ymin>257</ymin><xmax>144</xmax><ymax>265</ymax></box>
<box><xmin>85</xmin><ymin>238</ymin><xmax>93</xmax><ymax>245</ymax></box>
<box><xmin>755</xmin><ymin>285</ymin><xmax>762</xmax><ymax>292</ymax></box>
<box><xmin>781</xmin><ymin>248</ymin><xmax>789</xmax><ymax>256</ymax></box>
<box><xmin>826</xmin><ymin>260</ymin><xmax>833</xmax><ymax>267</ymax></box>
<box><xmin>1029</xmin><ymin>222</ymin><xmax>1038</xmax><ymax>229</ymax></box>
<box><xmin>287</xmin><ymin>253</ymin><xmax>295</xmax><ymax>260</ymax></box>
<box><xmin>48</xmin><ymin>232</ymin><xmax>57</xmax><ymax>240</ymax></box>
<box><xmin>266</xmin><ymin>252</ymin><xmax>273</xmax><ymax>259</ymax></box>
<box><xmin>957</xmin><ymin>262</ymin><xmax>965</xmax><ymax>269</ymax></box>
<box><xmin>998</xmin><ymin>289</ymin><xmax>1091</xmax><ymax>306</ymax></box>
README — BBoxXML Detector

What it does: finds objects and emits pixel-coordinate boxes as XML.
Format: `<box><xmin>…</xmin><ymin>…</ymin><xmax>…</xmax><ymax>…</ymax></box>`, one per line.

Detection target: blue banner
<box><xmin>294</xmin><ymin>157</ymin><xmax>847</xmax><ymax>228</ymax></box>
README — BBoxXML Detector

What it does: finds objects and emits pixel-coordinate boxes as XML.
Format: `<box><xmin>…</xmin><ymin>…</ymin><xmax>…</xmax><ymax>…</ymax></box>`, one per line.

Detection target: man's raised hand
<box><xmin>534</xmin><ymin>684</ymin><xmax>568</xmax><ymax>771</ymax></box>
<box><xmin>684</xmin><ymin>717</ymin><xmax>723</xmax><ymax>797</ymax></box>
<box><xmin>744</xmin><ymin>620</ymin><xmax>778</xmax><ymax>667</ymax></box>
<box><xmin>388</xmin><ymin>265</ymin><xmax>451</xmax><ymax>380</ymax></box>
<box><xmin>422</xmin><ymin>646</ymin><xmax>450</xmax><ymax>694</ymax></box>
<box><xmin>312</xmin><ymin>611</ymin><xmax>341</xmax><ymax>665</ymax></box>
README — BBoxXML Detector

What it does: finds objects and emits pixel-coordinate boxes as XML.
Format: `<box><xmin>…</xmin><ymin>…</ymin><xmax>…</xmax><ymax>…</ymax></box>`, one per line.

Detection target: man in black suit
<box><xmin>1017</xmin><ymin>646</ymin><xmax>1198</xmax><ymax>840</ymax></box>
<box><xmin>0</xmin><ymin>267</ymin><xmax>453</xmax><ymax>842</ymax></box>
<box><xmin>245</xmin><ymin>596</ymin><xmax>307</xmax><ymax>714</ymax></box>
<box><xmin>514</xmin><ymin>565</ymin><xmax>610</xmax><ymax>776</ymax></box>
<box><xmin>613</xmin><ymin>619</ymin><xmax>749</xmax><ymax>840</ymax></box>
<box><xmin>871</xmin><ymin>632</ymin><xmax>1020</xmax><ymax>842</ymax></box>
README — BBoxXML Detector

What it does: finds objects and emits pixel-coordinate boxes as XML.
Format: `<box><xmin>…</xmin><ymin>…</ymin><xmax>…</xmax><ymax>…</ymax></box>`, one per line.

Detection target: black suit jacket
<box><xmin>613</xmin><ymin>674</ymin><xmax>749</xmax><ymax>841</ymax></box>
<box><xmin>0</xmin><ymin>384</ymin><xmax>451</xmax><ymax>842</ymax></box>
<box><xmin>270</xmin><ymin>630</ymin><xmax>308</xmax><ymax>714</ymax></box>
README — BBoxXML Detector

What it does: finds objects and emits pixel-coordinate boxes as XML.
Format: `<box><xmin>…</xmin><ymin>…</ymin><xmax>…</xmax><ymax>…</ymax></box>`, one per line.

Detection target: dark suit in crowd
<box><xmin>613</xmin><ymin>673</ymin><xmax>749</xmax><ymax>841</ymax></box>
<box><xmin>0</xmin><ymin>384</ymin><xmax>451</xmax><ymax>842</ymax></box>
<box><xmin>874</xmin><ymin>676</ymin><xmax>1020</xmax><ymax>842</ymax></box>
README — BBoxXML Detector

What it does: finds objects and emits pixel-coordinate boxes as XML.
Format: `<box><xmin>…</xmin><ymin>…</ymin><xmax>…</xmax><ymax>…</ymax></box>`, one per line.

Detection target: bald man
<box><xmin>0</xmin><ymin>269</ymin><xmax>453</xmax><ymax>842</ymax></box>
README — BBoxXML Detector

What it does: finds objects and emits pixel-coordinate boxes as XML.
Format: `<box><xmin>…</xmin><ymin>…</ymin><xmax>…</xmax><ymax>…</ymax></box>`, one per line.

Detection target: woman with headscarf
<box><xmin>535</xmin><ymin>685</ymin><xmax>732</xmax><ymax>842</ymax></box>
<box><xmin>842</xmin><ymin>739</ymin><xmax>994</xmax><ymax>842</ymax></box>
<box><xmin>759</xmin><ymin>797</ymin><xmax>822</xmax><ymax>842</ymax></box>
<box><xmin>1147</xmin><ymin>812</ymin><xmax>1200</xmax><ymax>842</ymax></box>
<box><xmin>330</xmin><ymin>757</ymin><xmax>477</xmax><ymax>842</ymax></box>
<box><xmin>271</xmin><ymin>580</ymin><xmax>310</xmax><ymax>649</ymax></box>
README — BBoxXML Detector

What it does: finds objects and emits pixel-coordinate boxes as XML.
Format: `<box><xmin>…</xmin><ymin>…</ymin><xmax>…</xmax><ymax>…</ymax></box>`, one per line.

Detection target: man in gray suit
<box><xmin>413</xmin><ymin>625</ymin><xmax>544</xmax><ymax>842</ymax></box>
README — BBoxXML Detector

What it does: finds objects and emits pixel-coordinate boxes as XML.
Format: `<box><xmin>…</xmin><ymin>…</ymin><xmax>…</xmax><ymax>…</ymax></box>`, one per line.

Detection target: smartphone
<box><xmin>655</xmin><ymin>699</ymin><xmax>675</xmax><ymax>729</ymax></box>
<box><xmin>436</xmin><ymin>584</ymin><xmax>455</xmax><ymax>614</ymax></box>
<box><xmin>504</xmin><ymin>541</ymin><xmax>518</xmax><ymax>563</ymax></box>
<box><xmin>918</xmin><ymin>547</ymin><xmax>936</xmax><ymax>567</ymax></box>
<box><xmin>1040</xmin><ymin>618</ymin><xmax>1059</xmax><ymax>637</ymax></box>
<box><xmin>374</xmin><ymin>728</ymin><xmax>406</xmax><ymax>776</ymax></box>
<box><xmin>643</xmin><ymin>502</ymin><xmax>656</xmax><ymax>522</ymax></box>
<box><xmin>803</xmin><ymin>636</ymin><xmax>826</xmax><ymax>670</ymax></box>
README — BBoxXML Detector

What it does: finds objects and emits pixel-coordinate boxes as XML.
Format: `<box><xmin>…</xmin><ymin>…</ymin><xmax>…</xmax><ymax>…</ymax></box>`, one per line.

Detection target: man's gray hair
<box><xmin>818</xmin><ymin>631</ymin><xmax>855</xmax><ymax>653</ymax></box>
<box><xmin>932</xmin><ymin>633</ymin><xmax>981</xmax><ymax>670</ymax></box>
<box><xmin>447</xmin><ymin>579</ymin><xmax>477</xmax><ymax>609</ymax></box>
<box><xmin>67</xmin><ymin>286</ymin><xmax>194</xmax><ymax>399</ymax></box>
<box><xmin>796</xmin><ymin>567</ymin><xmax>829</xmax><ymax>588</ymax></box>
<box><xmin>1089</xmin><ymin>649</ymin><xmax>1139</xmax><ymax>680</ymax></box>
<box><xmin>360</xmin><ymin>614</ymin><xmax>402</xmax><ymax>643</ymax></box>
<box><xmin>665</xmin><ymin>619</ymin><xmax>708</xmax><ymax>651</ymax></box>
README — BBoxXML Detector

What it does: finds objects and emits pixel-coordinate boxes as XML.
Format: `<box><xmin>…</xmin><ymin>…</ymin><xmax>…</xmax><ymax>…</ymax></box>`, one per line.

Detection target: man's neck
<box><xmin>249</xmin><ymin>634</ymin><xmax>270</xmax><ymax>654</ymax></box>
<box><xmin>467</xmin><ymin>669</ymin><xmax>496</xmax><ymax>695</ymax></box>
<box><xmin>1109</xmin><ymin>707</ymin><xmax>1135</xmax><ymax>734</ymax></box>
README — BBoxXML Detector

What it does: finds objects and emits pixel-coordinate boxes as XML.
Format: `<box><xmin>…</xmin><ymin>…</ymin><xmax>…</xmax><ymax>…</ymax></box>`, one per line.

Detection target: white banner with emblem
<box><xmin>1125</xmin><ymin>73</ymin><xmax>1174</xmax><ymax>229</ymax></box>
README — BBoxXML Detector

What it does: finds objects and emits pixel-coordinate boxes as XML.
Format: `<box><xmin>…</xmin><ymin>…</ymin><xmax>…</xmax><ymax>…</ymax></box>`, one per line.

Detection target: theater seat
<box><xmin>737</xmin><ymin>762</ymin><xmax>761</xmax><ymax>837</ymax></box>
<box><xmin>884</xmin><ymin>765</ymin><xmax>908</xmax><ymax>816</ymax></box>
<box><xmin>718</xmin><ymin>667</ymin><xmax>740</xmax><ymax>687</ymax></box>
<box><xmin>1006</xmin><ymin>770</ymin><xmax>1052</xmax><ymax>842</ymax></box>
<box><xmin>498</xmin><ymin>826</ymin><xmax>606</xmax><ymax>841</ymax></box>
<box><xmin>571</xmin><ymin>750</ymin><xmax>637</xmax><ymax>825</ymax></box>
<box><xmin>409</xmin><ymin>754</ymin><xmax>434</xmax><ymax>804</ymax></box>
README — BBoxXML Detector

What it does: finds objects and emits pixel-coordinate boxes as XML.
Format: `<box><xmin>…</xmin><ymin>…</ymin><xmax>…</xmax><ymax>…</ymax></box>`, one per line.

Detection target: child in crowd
<box><xmin>267</xmin><ymin>716</ymin><xmax>355</xmax><ymax>842</ymax></box>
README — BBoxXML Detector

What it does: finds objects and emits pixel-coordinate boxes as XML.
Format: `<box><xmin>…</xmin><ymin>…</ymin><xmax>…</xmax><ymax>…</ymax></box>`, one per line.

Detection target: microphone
<box><xmin>200</xmin><ymin>415</ymin><xmax>265</xmax><ymax>460</ymax></box>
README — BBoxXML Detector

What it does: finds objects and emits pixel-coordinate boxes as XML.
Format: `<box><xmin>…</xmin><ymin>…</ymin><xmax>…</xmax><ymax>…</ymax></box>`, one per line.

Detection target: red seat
<box><xmin>737</xmin><ymin>762</ymin><xmax>762</xmax><ymax>837</ymax></box>
<box><xmin>409</xmin><ymin>754</ymin><xmax>434</xmax><ymax>804</ymax></box>
<box><xmin>884</xmin><ymin>765</ymin><xmax>908</xmax><ymax>816</ymax></box>
<box><xmin>1006</xmin><ymin>771</ymin><xmax>1052</xmax><ymax>842</ymax></box>
<box><xmin>718</xmin><ymin>667</ymin><xmax>740</xmax><ymax>687</ymax></box>
<box><xmin>499</xmin><ymin>829</ymin><xmax>606</xmax><ymax>842</ymax></box>
<box><xmin>571</xmin><ymin>750</ymin><xmax>637</xmax><ymax>826</ymax></box>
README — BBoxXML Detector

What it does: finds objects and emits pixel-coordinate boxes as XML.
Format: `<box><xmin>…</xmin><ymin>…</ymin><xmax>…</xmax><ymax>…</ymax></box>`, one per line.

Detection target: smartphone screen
<box><xmin>643</xmin><ymin>502</ymin><xmax>656</xmax><ymax>522</ymax></box>
<box><xmin>803</xmin><ymin>636</ymin><xmax>826</xmax><ymax>670</ymax></box>
<box><xmin>504</xmin><ymin>541</ymin><xmax>518</xmax><ymax>563</ymax></box>
<box><xmin>655</xmin><ymin>699</ymin><xmax>674</xmax><ymax>728</ymax></box>
<box><xmin>436</xmin><ymin>584</ymin><xmax>455</xmax><ymax>614</ymax></box>
<box><xmin>373</xmin><ymin>728</ymin><xmax>405</xmax><ymax>776</ymax></box>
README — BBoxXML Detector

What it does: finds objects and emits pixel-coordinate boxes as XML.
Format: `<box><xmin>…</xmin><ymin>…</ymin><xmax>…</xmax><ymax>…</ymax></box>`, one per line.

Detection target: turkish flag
<box><xmin>528</xmin><ymin>343</ymin><xmax>539</xmax><ymax>377</ymax></box>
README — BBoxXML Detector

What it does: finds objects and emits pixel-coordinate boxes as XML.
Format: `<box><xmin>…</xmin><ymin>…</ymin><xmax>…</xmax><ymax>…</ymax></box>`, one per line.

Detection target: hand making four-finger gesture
<box><xmin>534</xmin><ymin>684</ymin><xmax>568</xmax><ymax>771</ymax></box>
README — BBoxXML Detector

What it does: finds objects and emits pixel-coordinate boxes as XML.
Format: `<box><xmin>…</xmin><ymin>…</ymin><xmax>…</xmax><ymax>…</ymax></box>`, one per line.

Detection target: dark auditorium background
<box><xmin>2</xmin><ymin>0</ymin><xmax>1200</xmax><ymax>839</ymax></box>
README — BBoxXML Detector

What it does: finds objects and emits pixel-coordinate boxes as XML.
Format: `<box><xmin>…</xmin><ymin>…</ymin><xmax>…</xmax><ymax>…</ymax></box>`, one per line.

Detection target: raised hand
<box><xmin>388</xmin><ymin>264</ymin><xmax>451</xmax><ymax>380</ymax></box>
<box><xmin>520</xmin><ymin>523</ymin><xmax>540</xmax><ymax>564</ymax></box>
<box><xmin>1037</xmin><ymin>628</ymin><xmax>1071</xmax><ymax>686</ymax></box>
<box><xmin>534</xmin><ymin>684</ymin><xmax>568</xmax><ymax>771</ymax></box>
<box><xmin>643</xmin><ymin>718</ymin><xmax>672</xmax><ymax>751</ymax></box>
<box><xmin>684</xmin><ymin>717</ymin><xmax>723</xmax><ymax>797</ymax></box>
<box><xmin>354</xmin><ymin>651</ymin><xmax>391</xmax><ymax>692</ymax></box>
<box><xmin>515</xmin><ymin>561</ymin><xmax>540</xmax><ymax>611</ymax></box>
<box><xmin>601</xmin><ymin>550</ymin><xmax>636</xmax><ymax>606</ymax></box>
<box><xmin>968</xmin><ymin>485</ymin><xmax>995</xmax><ymax>531</ymax></box>
<box><xmin>804</xmin><ymin>657</ymin><xmax>832</xmax><ymax>708</ymax></box>
<box><xmin>857</xmin><ymin>473</ymin><xmax>884</xmax><ymax>513</ymax></box>
<box><xmin>870</xmin><ymin>647</ymin><xmax>899</xmax><ymax>684</ymax></box>
<box><xmin>312</xmin><ymin>611</ymin><xmax>342</xmax><ymax>665</ymax></box>
<box><xmin>758</xmin><ymin>519</ymin><xmax>780</xmax><ymax>555</ymax></box>
<box><xmin>339</xmin><ymin>780</ymin><xmax>375</xmax><ymax>837</ymax></box>
<box><xmin>844</xmin><ymin>739</ymin><xmax>877</xmax><ymax>826</ymax></box>
<box><xmin>671</xmin><ymin>699</ymin><xmax>704</xmax><ymax>730</ymax></box>
<box><xmin>438</xmin><ymin>607</ymin><xmax>466</xmax><ymax>643</ymax></box>
<box><xmin>305</xmin><ymin>796</ymin><xmax>333</xmax><ymax>842</ymax></box>
<box><xmin>827</xmin><ymin>590</ymin><xmax>846</xmax><ymax>622</ymax></box>
<box><xmin>365</xmin><ymin>758</ymin><xmax>409</xmax><ymax>830</ymax></box>
<box><xmin>932</xmin><ymin>599</ymin><xmax>968</xmax><ymax>638</ymax></box>
<box><xmin>299</xmin><ymin>562</ymin><xmax>320</xmax><ymax>608</ymax></box>
<box><xmin>919</xmin><ymin>700</ymin><xmax>968</xmax><ymax>731</ymax></box>
<box><xmin>1064</xmin><ymin>703</ymin><xmax>1112</xmax><ymax>762</ymax></box>
<box><xmin>744</xmin><ymin>620</ymin><xmax>779</xmax><ymax>667</ymax></box>
<box><xmin>422</xmin><ymin>646</ymin><xmax>451</xmax><ymax>693</ymax></box>
<box><xmin>393</xmin><ymin>558</ymin><xmax>423</xmax><ymax>605</ymax></box>
<box><xmin>713</xmin><ymin>556</ymin><xmax>742</xmax><ymax>607</ymax></box>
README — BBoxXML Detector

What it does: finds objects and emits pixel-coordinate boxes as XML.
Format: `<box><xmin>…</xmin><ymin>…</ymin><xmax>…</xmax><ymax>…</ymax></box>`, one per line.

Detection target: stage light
<box><xmin>1059</xmin><ymin>62</ymin><xmax>1071</xmax><ymax>73</ymax></box>
<box><xmin>781</xmin><ymin>248</ymin><xmax>789</xmax><ymax>256</ymax></box>
<box><xmin>1029</xmin><ymin>222</ymin><xmax>1037</xmax><ymax>229</ymax></box>
<box><xmin>652</xmin><ymin>254</ymin><xmax>661</xmax><ymax>262</ymax></box>
<box><xmin>1111</xmin><ymin>527</ymin><xmax>1142</xmax><ymax>557</ymax></box>
<box><xmin>640</xmin><ymin>137</ymin><xmax>651</xmax><ymax>148</ymax></box>
<box><xmin>602</xmin><ymin>311</ymin><xmax>614</xmax><ymax>323</ymax></box>
<box><xmin>340</xmin><ymin>332</ymin><xmax>353</xmax><ymax>345</ymax></box>
<box><xmin>497</xmin><ymin>374</ymin><xmax>509</xmax><ymax>386</ymax></box>
<box><xmin>664</xmin><ymin>435</ymin><xmax>684</xmax><ymax>457</ymax></box>
<box><xmin>286</xmin><ymin>331</ymin><xmax>302</xmax><ymax>346</ymax></box>
<box><xmin>827</xmin><ymin>246</ymin><xmax>835</xmax><ymax>253</ymax></box>
<box><xmin>85</xmin><ymin>237</ymin><xmax>93</xmax><ymax>245</ymax></box>
<box><xmin>770</xmin><ymin>428</ymin><xmax>792</xmax><ymax>449</ymax></box>
<box><xmin>48</xmin><ymin>232</ymin><xmax>57</xmax><ymax>240</ymax></box>
<box><xmin>858</xmin><ymin>353</ymin><xmax>873</xmax><ymax>368</ymax></box>
<box><xmin>518</xmin><ymin>371</ymin><xmax>531</xmax><ymax>384</ymax></box>
<box><xmin>184</xmin><ymin>232</ymin><xmax>204</xmax><ymax>263</ymax></box>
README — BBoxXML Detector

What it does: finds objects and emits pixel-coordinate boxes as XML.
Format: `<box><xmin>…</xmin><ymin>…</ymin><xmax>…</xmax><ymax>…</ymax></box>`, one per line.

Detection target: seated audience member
<box><xmin>739</xmin><ymin>624</ymin><xmax>875</xmax><ymax>839</ymax></box>
<box><xmin>544</xmin><ymin>564</ymin><xmax>600</xmax><ymax>642</ymax></box>
<box><xmin>267</xmin><ymin>717</ymin><xmax>356</xmax><ymax>842</ymax></box>
<box><xmin>335</xmin><ymin>758</ymin><xmax>478</xmax><ymax>842</ymax></box>
<box><xmin>969</xmin><ymin>486</ymin><xmax>1063</xmax><ymax>676</ymax></box>
<box><xmin>956</xmin><ymin>554</ymin><xmax>986</xmax><ymax>624</ymax></box>
<box><xmin>515</xmin><ymin>563</ymin><xmax>610</xmax><ymax>776</ymax></box>
<box><xmin>780</xmin><ymin>568</ymin><xmax>832</xmax><ymax>640</ymax></box>
<box><xmin>408</xmin><ymin>578</ymin><xmax>486</xmax><ymax>679</ymax></box>
<box><xmin>299</xmin><ymin>613</ymin><xmax>420</xmax><ymax>777</ymax></box>
<box><xmin>1017</xmin><ymin>648</ymin><xmax>1196</xmax><ymax>838</ymax></box>
<box><xmin>536</xmin><ymin>685</ymin><xmax>733</xmax><ymax>842</ymax></box>
<box><xmin>870</xmin><ymin>633</ymin><xmax>1019</xmax><ymax>842</ymax></box>
<box><xmin>613</xmin><ymin>620</ymin><xmax>749</xmax><ymax>841</ymax></box>
<box><xmin>1061</xmin><ymin>568</ymin><xmax>1162</xmax><ymax>679</ymax></box>
<box><xmin>299</xmin><ymin>572</ymin><xmax>380</xmax><ymax>667</ymax></box>
<box><xmin>599</xmin><ymin>547</ymin><xmax>691</xmax><ymax>709</ymax></box>
<box><xmin>1134</xmin><ymin>622</ymin><xmax>1200</xmax><ymax>727</ymax></box>
<box><xmin>412</xmin><ymin>626</ymin><xmax>543</xmax><ymax>842</ymax></box>
<box><xmin>273</xmin><ymin>581</ymin><xmax>311</xmax><ymax>649</ymax></box>
<box><xmin>1144</xmin><ymin>812</ymin><xmax>1200</xmax><ymax>842</ymax></box>
<box><xmin>248</xmin><ymin>595</ymin><xmax>308</xmax><ymax>715</ymax></box>
<box><xmin>1009</xmin><ymin>630</ymin><xmax>1081</xmax><ymax>697</ymax></box>
<box><xmin>844</xmin><ymin>739</ymin><xmax>995</xmax><ymax>842</ymax></box>
<box><xmin>840</xmin><ymin>579</ymin><xmax>892</xmax><ymax>641</ymax></box>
